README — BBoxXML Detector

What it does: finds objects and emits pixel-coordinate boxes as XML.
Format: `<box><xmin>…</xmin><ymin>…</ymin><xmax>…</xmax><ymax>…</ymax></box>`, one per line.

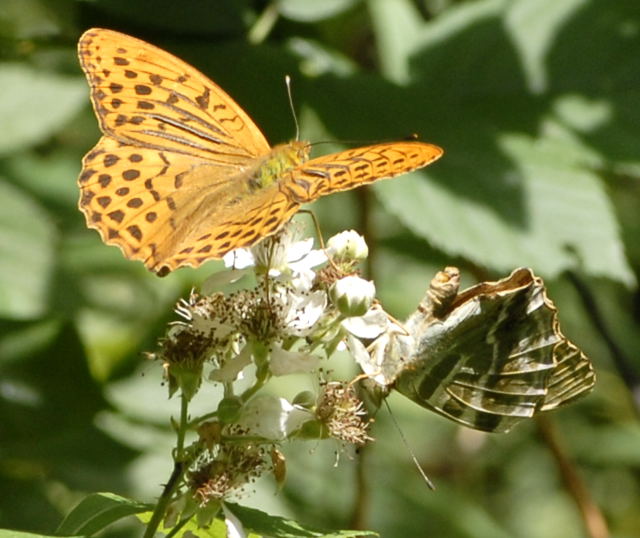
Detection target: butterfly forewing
<box><xmin>78</xmin><ymin>28</ymin><xmax>270</xmax><ymax>161</ymax></box>
<box><xmin>286</xmin><ymin>142</ymin><xmax>443</xmax><ymax>202</ymax></box>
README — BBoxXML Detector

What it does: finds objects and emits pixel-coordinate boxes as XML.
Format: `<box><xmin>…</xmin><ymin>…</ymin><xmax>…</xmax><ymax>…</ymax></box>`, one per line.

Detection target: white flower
<box><xmin>279</xmin><ymin>287</ymin><xmax>327</xmax><ymax>336</ymax></box>
<box><xmin>326</xmin><ymin>230</ymin><xmax>368</xmax><ymax>261</ymax></box>
<box><xmin>223</xmin><ymin>224</ymin><xmax>327</xmax><ymax>292</ymax></box>
<box><xmin>330</xmin><ymin>276</ymin><xmax>376</xmax><ymax>317</ymax></box>
<box><xmin>237</xmin><ymin>395</ymin><xmax>314</xmax><ymax>440</ymax></box>
<box><xmin>222</xmin><ymin>247</ymin><xmax>257</xmax><ymax>270</ymax></box>
<box><xmin>270</xmin><ymin>346</ymin><xmax>320</xmax><ymax>376</ymax></box>
<box><xmin>209</xmin><ymin>344</ymin><xmax>253</xmax><ymax>382</ymax></box>
<box><xmin>341</xmin><ymin>305</ymin><xmax>389</xmax><ymax>339</ymax></box>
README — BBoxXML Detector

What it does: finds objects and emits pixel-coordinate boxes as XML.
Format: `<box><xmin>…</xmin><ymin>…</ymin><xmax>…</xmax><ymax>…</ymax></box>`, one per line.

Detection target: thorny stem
<box><xmin>143</xmin><ymin>461</ymin><xmax>187</xmax><ymax>538</ymax></box>
<box><xmin>144</xmin><ymin>394</ymin><xmax>190</xmax><ymax>538</ymax></box>
<box><xmin>349</xmin><ymin>445</ymin><xmax>370</xmax><ymax>530</ymax></box>
<box><xmin>353</xmin><ymin>186</ymin><xmax>373</xmax><ymax>531</ymax></box>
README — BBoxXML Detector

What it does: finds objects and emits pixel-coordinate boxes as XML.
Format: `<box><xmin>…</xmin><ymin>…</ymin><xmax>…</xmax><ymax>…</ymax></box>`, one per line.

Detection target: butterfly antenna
<box><xmin>285</xmin><ymin>75</ymin><xmax>300</xmax><ymax>141</ymax></box>
<box><xmin>296</xmin><ymin>209</ymin><xmax>344</xmax><ymax>273</ymax></box>
<box><xmin>297</xmin><ymin>209</ymin><xmax>326</xmax><ymax>250</ymax></box>
<box><xmin>383</xmin><ymin>399</ymin><xmax>436</xmax><ymax>490</ymax></box>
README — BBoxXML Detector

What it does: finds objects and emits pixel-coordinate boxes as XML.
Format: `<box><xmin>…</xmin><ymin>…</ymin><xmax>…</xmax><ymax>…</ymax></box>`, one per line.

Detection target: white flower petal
<box><xmin>290</xmin><ymin>268</ymin><xmax>316</xmax><ymax>293</ymax></box>
<box><xmin>223</xmin><ymin>248</ymin><xmax>255</xmax><ymax>269</ymax></box>
<box><xmin>270</xmin><ymin>346</ymin><xmax>319</xmax><ymax>376</ymax></box>
<box><xmin>209</xmin><ymin>344</ymin><xmax>253</xmax><ymax>382</ymax></box>
<box><xmin>286</xmin><ymin>237</ymin><xmax>314</xmax><ymax>262</ymax></box>
<box><xmin>238</xmin><ymin>396</ymin><xmax>313</xmax><ymax>440</ymax></box>
<box><xmin>341</xmin><ymin>306</ymin><xmax>388</xmax><ymax>339</ymax></box>
<box><xmin>346</xmin><ymin>334</ymin><xmax>372</xmax><ymax>373</ymax></box>
<box><xmin>289</xmin><ymin>246</ymin><xmax>327</xmax><ymax>271</ymax></box>
<box><xmin>222</xmin><ymin>504</ymin><xmax>246</xmax><ymax>538</ymax></box>
<box><xmin>285</xmin><ymin>290</ymin><xmax>327</xmax><ymax>335</ymax></box>
<box><xmin>201</xmin><ymin>268</ymin><xmax>249</xmax><ymax>294</ymax></box>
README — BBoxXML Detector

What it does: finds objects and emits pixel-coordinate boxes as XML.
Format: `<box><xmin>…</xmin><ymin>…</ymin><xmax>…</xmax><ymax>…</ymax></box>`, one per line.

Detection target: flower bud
<box><xmin>217</xmin><ymin>396</ymin><xmax>243</xmax><ymax>424</ymax></box>
<box><xmin>329</xmin><ymin>276</ymin><xmax>375</xmax><ymax>317</ymax></box>
<box><xmin>166</xmin><ymin>360</ymin><xmax>203</xmax><ymax>401</ymax></box>
<box><xmin>327</xmin><ymin>230</ymin><xmax>368</xmax><ymax>262</ymax></box>
<box><xmin>292</xmin><ymin>390</ymin><xmax>316</xmax><ymax>408</ymax></box>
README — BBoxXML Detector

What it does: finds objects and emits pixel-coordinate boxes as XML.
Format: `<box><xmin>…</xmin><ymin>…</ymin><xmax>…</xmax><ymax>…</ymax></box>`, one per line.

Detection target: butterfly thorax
<box><xmin>248</xmin><ymin>141</ymin><xmax>311</xmax><ymax>192</ymax></box>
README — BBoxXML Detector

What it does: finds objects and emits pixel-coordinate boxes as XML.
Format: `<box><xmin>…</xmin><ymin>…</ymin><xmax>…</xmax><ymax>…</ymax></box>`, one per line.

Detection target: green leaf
<box><xmin>55</xmin><ymin>492</ymin><xmax>149</xmax><ymax>536</ymax></box>
<box><xmin>0</xmin><ymin>531</ymin><xmax>80</xmax><ymax>538</ymax></box>
<box><xmin>277</xmin><ymin>0</ymin><xmax>359</xmax><ymax>22</ymax></box>
<box><xmin>0</xmin><ymin>65</ymin><xmax>85</xmax><ymax>155</ymax></box>
<box><xmin>140</xmin><ymin>503</ymin><xmax>376</xmax><ymax>538</ymax></box>
<box><xmin>369</xmin><ymin>0</ymin><xmax>423</xmax><ymax>83</ymax></box>
<box><xmin>0</xmin><ymin>180</ymin><xmax>55</xmax><ymax>319</ymax></box>
<box><xmin>5</xmin><ymin>151</ymin><xmax>81</xmax><ymax>209</ymax></box>
<box><xmin>376</xmin><ymin>128</ymin><xmax>634</xmax><ymax>284</ymax></box>
<box><xmin>224</xmin><ymin>503</ymin><xmax>377</xmax><ymax>537</ymax></box>
<box><xmin>77</xmin><ymin>0</ymin><xmax>246</xmax><ymax>35</ymax></box>
<box><xmin>408</xmin><ymin>0</ymin><xmax>529</xmax><ymax>97</ymax></box>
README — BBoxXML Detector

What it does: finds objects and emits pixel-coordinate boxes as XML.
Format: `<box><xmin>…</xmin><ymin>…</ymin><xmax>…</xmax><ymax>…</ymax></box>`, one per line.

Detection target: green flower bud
<box><xmin>217</xmin><ymin>396</ymin><xmax>243</xmax><ymax>424</ymax></box>
<box><xmin>329</xmin><ymin>276</ymin><xmax>375</xmax><ymax>317</ymax></box>
<box><xmin>292</xmin><ymin>390</ymin><xmax>316</xmax><ymax>408</ymax></box>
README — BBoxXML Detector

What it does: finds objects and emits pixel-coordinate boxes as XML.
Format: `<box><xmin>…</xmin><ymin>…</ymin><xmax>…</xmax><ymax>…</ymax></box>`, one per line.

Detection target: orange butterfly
<box><xmin>77</xmin><ymin>29</ymin><xmax>443</xmax><ymax>276</ymax></box>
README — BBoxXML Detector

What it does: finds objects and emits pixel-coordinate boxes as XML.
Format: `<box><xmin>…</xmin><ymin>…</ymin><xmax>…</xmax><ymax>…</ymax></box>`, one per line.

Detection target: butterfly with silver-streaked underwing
<box><xmin>361</xmin><ymin>267</ymin><xmax>595</xmax><ymax>433</ymax></box>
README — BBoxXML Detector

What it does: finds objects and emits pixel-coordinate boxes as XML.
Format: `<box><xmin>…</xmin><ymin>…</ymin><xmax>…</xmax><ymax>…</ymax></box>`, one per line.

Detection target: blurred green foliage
<box><xmin>0</xmin><ymin>0</ymin><xmax>639</xmax><ymax>536</ymax></box>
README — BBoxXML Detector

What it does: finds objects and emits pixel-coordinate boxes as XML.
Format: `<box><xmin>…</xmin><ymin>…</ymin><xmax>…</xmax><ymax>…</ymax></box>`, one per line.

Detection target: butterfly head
<box><xmin>283</xmin><ymin>140</ymin><xmax>311</xmax><ymax>165</ymax></box>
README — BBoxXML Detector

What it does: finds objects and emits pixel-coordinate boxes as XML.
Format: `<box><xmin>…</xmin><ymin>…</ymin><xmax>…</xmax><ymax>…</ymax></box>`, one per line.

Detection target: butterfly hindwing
<box><xmin>389</xmin><ymin>268</ymin><xmax>595</xmax><ymax>433</ymax></box>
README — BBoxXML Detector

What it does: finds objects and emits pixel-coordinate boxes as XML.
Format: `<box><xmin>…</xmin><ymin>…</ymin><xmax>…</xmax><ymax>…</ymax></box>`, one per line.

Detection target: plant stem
<box><xmin>143</xmin><ymin>394</ymin><xmax>190</xmax><ymax>538</ymax></box>
<box><xmin>143</xmin><ymin>461</ymin><xmax>186</xmax><ymax>538</ymax></box>
<box><xmin>176</xmin><ymin>393</ymin><xmax>189</xmax><ymax>458</ymax></box>
<box><xmin>536</xmin><ymin>415</ymin><xmax>609</xmax><ymax>538</ymax></box>
<box><xmin>240</xmin><ymin>371</ymin><xmax>268</xmax><ymax>403</ymax></box>
<box><xmin>164</xmin><ymin>515</ymin><xmax>190</xmax><ymax>538</ymax></box>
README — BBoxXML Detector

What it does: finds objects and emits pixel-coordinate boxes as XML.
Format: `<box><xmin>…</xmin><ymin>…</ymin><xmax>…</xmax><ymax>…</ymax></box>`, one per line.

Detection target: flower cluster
<box><xmin>151</xmin><ymin>224</ymin><xmax>397</xmax><ymax>528</ymax></box>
